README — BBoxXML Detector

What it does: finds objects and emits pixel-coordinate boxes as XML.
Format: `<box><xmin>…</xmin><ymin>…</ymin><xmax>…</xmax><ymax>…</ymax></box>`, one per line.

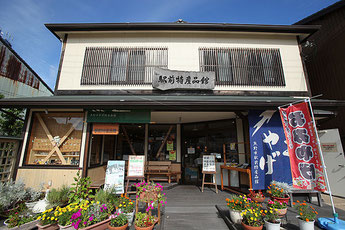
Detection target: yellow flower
<box><xmin>37</xmin><ymin>216</ymin><xmax>41</xmax><ymax>220</ymax></box>
<box><xmin>97</xmin><ymin>201</ymin><xmax>100</xmax><ymax>204</ymax></box>
<box><xmin>42</xmin><ymin>217</ymin><xmax>45</xmax><ymax>220</ymax></box>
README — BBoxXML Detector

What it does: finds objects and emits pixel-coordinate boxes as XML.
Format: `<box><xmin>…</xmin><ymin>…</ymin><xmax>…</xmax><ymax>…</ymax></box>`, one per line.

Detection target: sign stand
<box><xmin>126</xmin><ymin>156</ymin><xmax>145</xmax><ymax>194</ymax></box>
<box><xmin>201</xmin><ymin>155</ymin><xmax>218</xmax><ymax>193</ymax></box>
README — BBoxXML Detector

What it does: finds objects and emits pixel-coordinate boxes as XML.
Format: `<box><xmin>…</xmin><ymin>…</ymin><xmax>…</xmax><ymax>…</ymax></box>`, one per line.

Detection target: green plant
<box><xmin>267</xmin><ymin>199</ymin><xmax>288</xmax><ymax>209</ymax></box>
<box><xmin>264</xmin><ymin>208</ymin><xmax>280</xmax><ymax>224</ymax></box>
<box><xmin>267</xmin><ymin>181</ymin><xmax>289</xmax><ymax>198</ymax></box>
<box><xmin>109</xmin><ymin>212</ymin><xmax>128</xmax><ymax>227</ymax></box>
<box><xmin>294</xmin><ymin>201</ymin><xmax>318</xmax><ymax>222</ymax></box>
<box><xmin>134</xmin><ymin>212</ymin><xmax>155</xmax><ymax>228</ymax></box>
<box><xmin>0</xmin><ymin>180</ymin><xmax>27</xmax><ymax>212</ymax></box>
<box><xmin>46</xmin><ymin>185</ymin><xmax>70</xmax><ymax>208</ymax></box>
<box><xmin>69</xmin><ymin>170</ymin><xmax>94</xmax><ymax>203</ymax></box>
<box><xmin>117</xmin><ymin>193</ymin><xmax>134</xmax><ymax>213</ymax></box>
<box><xmin>24</xmin><ymin>186</ymin><xmax>43</xmax><ymax>202</ymax></box>
<box><xmin>7</xmin><ymin>212</ymin><xmax>35</xmax><ymax>228</ymax></box>
<box><xmin>225</xmin><ymin>195</ymin><xmax>248</xmax><ymax>211</ymax></box>
<box><xmin>241</xmin><ymin>206</ymin><xmax>264</xmax><ymax>227</ymax></box>
<box><xmin>94</xmin><ymin>188</ymin><xmax>118</xmax><ymax>212</ymax></box>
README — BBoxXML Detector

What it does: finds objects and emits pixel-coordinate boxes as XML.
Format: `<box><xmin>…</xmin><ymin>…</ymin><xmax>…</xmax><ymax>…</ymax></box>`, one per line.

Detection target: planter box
<box><xmin>36</xmin><ymin>223</ymin><xmax>59</xmax><ymax>230</ymax></box>
<box><xmin>58</xmin><ymin>224</ymin><xmax>74</xmax><ymax>230</ymax></box>
<box><xmin>79</xmin><ymin>218</ymin><xmax>111</xmax><ymax>230</ymax></box>
<box><xmin>8</xmin><ymin>220</ymin><xmax>39</xmax><ymax>230</ymax></box>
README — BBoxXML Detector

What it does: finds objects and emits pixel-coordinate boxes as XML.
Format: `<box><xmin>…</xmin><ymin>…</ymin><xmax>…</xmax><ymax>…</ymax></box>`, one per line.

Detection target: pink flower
<box><xmin>89</xmin><ymin>216</ymin><xmax>93</xmax><ymax>221</ymax></box>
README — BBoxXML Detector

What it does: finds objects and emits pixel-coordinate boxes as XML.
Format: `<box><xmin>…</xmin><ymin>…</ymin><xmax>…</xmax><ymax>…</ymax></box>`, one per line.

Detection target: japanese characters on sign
<box><xmin>249</xmin><ymin>110</ymin><xmax>292</xmax><ymax>190</ymax></box>
<box><xmin>202</xmin><ymin>155</ymin><xmax>216</xmax><ymax>172</ymax></box>
<box><xmin>104</xmin><ymin>161</ymin><xmax>125</xmax><ymax>194</ymax></box>
<box><xmin>152</xmin><ymin>68</ymin><xmax>215</xmax><ymax>91</ymax></box>
<box><xmin>127</xmin><ymin>156</ymin><xmax>145</xmax><ymax>177</ymax></box>
<box><xmin>279</xmin><ymin>102</ymin><xmax>326</xmax><ymax>191</ymax></box>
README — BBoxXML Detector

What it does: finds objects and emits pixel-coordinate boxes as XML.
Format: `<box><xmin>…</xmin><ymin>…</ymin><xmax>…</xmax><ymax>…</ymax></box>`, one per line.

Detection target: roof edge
<box><xmin>45</xmin><ymin>22</ymin><xmax>320</xmax><ymax>40</ymax></box>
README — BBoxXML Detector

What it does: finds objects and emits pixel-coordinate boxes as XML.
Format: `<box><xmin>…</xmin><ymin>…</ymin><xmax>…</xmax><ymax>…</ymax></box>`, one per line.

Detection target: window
<box><xmin>81</xmin><ymin>47</ymin><xmax>168</xmax><ymax>85</ymax></box>
<box><xmin>148</xmin><ymin>125</ymin><xmax>177</xmax><ymax>162</ymax></box>
<box><xmin>25</xmin><ymin>112</ymin><xmax>84</xmax><ymax>166</ymax></box>
<box><xmin>88</xmin><ymin>124</ymin><xmax>145</xmax><ymax>166</ymax></box>
<box><xmin>199</xmin><ymin>48</ymin><xmax>285</xmax><ymax>86</ymax></box>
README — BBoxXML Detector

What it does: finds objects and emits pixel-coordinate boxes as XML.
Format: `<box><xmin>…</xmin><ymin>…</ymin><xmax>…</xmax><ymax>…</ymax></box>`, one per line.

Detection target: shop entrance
<box><xmin>181</xmin><ymin>119</ymin><xmax>238</xmax><ymax>185</ymax></box>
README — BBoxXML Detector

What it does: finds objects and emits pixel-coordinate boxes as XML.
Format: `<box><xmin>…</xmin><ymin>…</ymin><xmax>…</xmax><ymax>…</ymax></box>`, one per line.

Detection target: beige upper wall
<box><xmin>57</xmin><ymin>31</ymin><xmax>308</xmax><ymax>92</ymax></box>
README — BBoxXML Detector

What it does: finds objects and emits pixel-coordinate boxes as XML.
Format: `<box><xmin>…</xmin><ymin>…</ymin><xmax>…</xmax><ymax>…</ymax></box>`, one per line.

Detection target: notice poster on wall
<box><xmin>202</xmin><ymin>155</ymin><xmax>216</xmax><ymax>173</ymax></box>
<box><xmin>104</xmin><ymin>161</ymin><xmax>125</xmax><ymax>194</ymax></box>
<box><xmin>167</xmin><ymin>141</ymin><xmax>174</xmax><ymax>151</ymax></box>
<box><xmin>128</xmin><ymin>155</ymin><xmax>145</xmax><ymax>177</ymax></box>
<box><xmin>169</xmin><ymin>150</ymin><xmax>176</xmax><ymax>161</ymax></box>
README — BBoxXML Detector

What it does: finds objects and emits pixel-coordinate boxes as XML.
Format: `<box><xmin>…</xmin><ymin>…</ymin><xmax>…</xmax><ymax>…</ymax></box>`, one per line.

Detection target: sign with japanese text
<box><xmin>202</xmin><ymin>155</ymin><xmax>216</xmax><ymax>173</ymax></box>
<box><xmin>127</xmin><ymin>156</ymin><xmax>145</xmax><ymax>177</ymax></box>
<box><xmin>167</xmin><ymin>141</ymin><xmax>174</xmax><ymax>151</ymax></box>
<box><xmin>279</xmin><ymin>102</ymin><xmax>326</xmax><ymax>191</ymax></box>
<box><xmin>249</xmin><ymin>110</ymin><xmax>292</xmax><ymax>190</ymax></box>
<box><xmin>92</xmin><ymin>123</ymin><xmax>119</xmax><ymax>135</ymax></box>
<box><xmin>153</xmin><ymin>68</ymin><xmax>215</xmax><ymax>91</ymax></box>
<box><xmin>104</xmin><ymin>161</ymin><xmax>125</xmax><ymax>194</ymax></box>
<box><xmin>169</xmin><ymin>150</ymin><xmax>176</xmax><ymax>161</ymax></box>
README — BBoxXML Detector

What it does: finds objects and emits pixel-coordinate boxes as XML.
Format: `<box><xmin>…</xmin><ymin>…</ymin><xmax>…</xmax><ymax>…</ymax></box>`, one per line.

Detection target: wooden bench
<box><xmin>146</xmin><ymin>161</ymin><xmax>172</xmax><ymax>183</ymax></box>
<box><xmin>288</xmin><ymin>189</ymin><xmax>322</xmax><ymax>207</ymax></box>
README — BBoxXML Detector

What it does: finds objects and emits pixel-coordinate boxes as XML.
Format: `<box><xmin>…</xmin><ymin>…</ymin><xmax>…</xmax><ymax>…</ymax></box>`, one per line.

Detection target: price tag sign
<box><xmin>202</xmin><ymin>155</ymin><xmax>216</xmax><ymax>173</ymax></box>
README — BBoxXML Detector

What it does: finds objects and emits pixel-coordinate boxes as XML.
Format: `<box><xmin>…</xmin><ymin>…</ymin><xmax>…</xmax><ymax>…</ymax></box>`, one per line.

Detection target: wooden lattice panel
<box><xmin>0</xmin><ymin>140</ymin><xmax>18</xmax><ymax>182</ymax></box>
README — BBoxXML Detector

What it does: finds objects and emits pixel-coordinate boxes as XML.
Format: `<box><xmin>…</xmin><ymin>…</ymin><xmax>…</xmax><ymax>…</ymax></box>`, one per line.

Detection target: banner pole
<box><xmin>307</xmin><ymin>98</ymin><xmax>337</xmax><ymax>217</ymax></box>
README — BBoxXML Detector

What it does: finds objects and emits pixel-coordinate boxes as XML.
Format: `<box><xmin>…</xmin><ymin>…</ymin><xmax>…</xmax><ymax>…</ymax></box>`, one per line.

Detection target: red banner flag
<box><xmin>279</xmin><ymin>101</ymin><xmax>326</xmax><ymax>191</ymax></box>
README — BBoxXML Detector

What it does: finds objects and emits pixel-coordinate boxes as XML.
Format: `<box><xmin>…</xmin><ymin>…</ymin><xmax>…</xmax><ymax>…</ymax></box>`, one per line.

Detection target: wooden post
<box><xmin>155</xmin><ymin>125</ymin><xmax>173</xmax><ymax>159</ymax></box>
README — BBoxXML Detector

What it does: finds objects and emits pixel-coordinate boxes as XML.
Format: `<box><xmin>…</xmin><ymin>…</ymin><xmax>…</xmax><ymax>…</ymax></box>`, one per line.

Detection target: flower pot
<box><xmin>58</xmin><ymin>224</ymin><xmax>74</xmax><ymax>230</ymax></box>
<box><xmin>271</xmin><ymin>195</ymin><xmax>290</xmax><ymax>204</ymax></box>
<box><xmin>79</xmin><ymin>218</ymin><xmax>111</xmax><ymax>230</ymax></box>
<box><xmin>276</xmin><ymin>207</ymin><xmax>287</xmax><ymax>216</ymax></box>
<box><xmin>297</xmin><ymin>216</ymin><xmax>315</xmax><ymax>230</ymax></box>
<box><xmin>7</xmin><ymin>219</ymin><xmax>39</xmax><ymax>230</ymax></box>
<box><xmin>107</xmin><ymin>222</ymin><xmax>129</xmax><ymax>230</ymax></box>
<box><xmin>264</xmin><ymin>219</ymin><xmax>281</xmax><ymax>230</ymax></box>
<box><xmin>118</xmin><ymin>209</ymin><xmax>135</xmax><ymax>226</ymax></box>
<box><xmin>36</xmin><ymin>223</ymin><xmax>59</xmax><ymax>230</ymax></box>
<box><xmin>229</xmin><ymin>209</ymin><xmax>243</xmax><ymax>224</ymax></box>
<box><xmin>134</xmin><ymin>224</ymin><xmax>155</xmax><ymax>230</ymax></box>
<box><xmin>249</xmin><ymin>196</ymin><xmax>265</xmax><ymax>203</ymax></box>
<box><xmin>241</xmin><ymin>221</ymin><xmax>263</xmax><ymax>230</ymax></box>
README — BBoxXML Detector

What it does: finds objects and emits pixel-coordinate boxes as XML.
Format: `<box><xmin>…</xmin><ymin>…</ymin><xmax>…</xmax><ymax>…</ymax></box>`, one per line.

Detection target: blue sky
<box><xmin>0</xmin><ymin>0</ymin><xmax>339</xmax><ymax>90</ymax></box>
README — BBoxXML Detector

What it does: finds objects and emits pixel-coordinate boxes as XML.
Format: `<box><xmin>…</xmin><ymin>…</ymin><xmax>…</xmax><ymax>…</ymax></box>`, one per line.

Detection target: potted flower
<box><xmin>267</xmin><ymin>181</ymin><xmax>290</xmax><ymax>203</ymax></box>
<box><xmin>135</xmin><ymin>181</ymin><xmax>166</xmax><ymax>205</ymax></box>
<box><xmin>70</xmin><ymin>201</ymin><xmax>110</xmax><ymax>230</ymax></box>
<box><xmin>6</xmin><ymin>211</ymin><xmax>38</xmax><ymax>230</ymax></box>
<box><xmin>36</xmin><ymin>208</ymin><xmax>59</xmax><ymax>230</ymax></box>
<box><xmin>56</xmin><ymin>203</ymin><xmax>80</xmax><ymax>230</ymax></box>
<box><xmin>0</xmin><ymin>180</ymin><xmax>27</xmax><ymax>217</ymax></box>
<box><xmin>116</xmin><ymin>193</ymin><xmax>135</xmax><ymax>226</ymax></box>
<box><xmin>263</xmin><ymin>208</ymin><xmax>281</xmax><ymax>230</ymax></box>
<box><xmin>241</xmin><ymin>206</ymin><xmax>264</xmax><ymax>230</ymax></box>
<box><xmin>267</xmin><ymin>199</ymin><xmax>288</xmax><ymax>216</ymax></box>
<box><xmin>108</xmin><ymin>211</ymin><xmax>128</xmax><ymax>230</ymax></box>
<box><xmin>294</xmin><ymin>201</ymin><xmax>317</xmax><ymax>230</ymax></box>
<box><xmin>225</xmin><ymin>195</ymin><xmax>248</xmax><ymax>224</ymax></box>
<box><xmin>248</xmin><ymin>190</ymin><xmax>265</xmax><ymax>203</ymax></box>
<box><xmin>134</xmin><ymin>212</ymin><xmax>155</xmax><ymax>230</ymax></box>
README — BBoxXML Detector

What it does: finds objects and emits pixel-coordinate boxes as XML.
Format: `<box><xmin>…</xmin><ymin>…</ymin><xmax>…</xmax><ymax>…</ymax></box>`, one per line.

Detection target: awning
<box><xmin>0</xmin><ymin>95</ymin><xmax>344</xmax><ymax>111</ymax></box>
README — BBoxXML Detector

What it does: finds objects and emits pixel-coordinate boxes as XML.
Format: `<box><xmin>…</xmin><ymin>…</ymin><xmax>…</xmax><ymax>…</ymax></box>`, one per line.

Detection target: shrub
<box><xmin>109</xmin><ymin>211</ymin><xmax>128</xmax><ymax>227</ymax></box>
<box><xmin>46</xmin><ymin>185</ymin><xmax>70</xmax><ymax>208</ymax></box>
<box><xmin>134</xmin><ymin>212</ymin><xmax>155</xmax><ymax>228</ymax></box>
<box><xmin>0</xmin><ymin>180</ymin><xmax>27</xmax><ymax>211</ymax></box>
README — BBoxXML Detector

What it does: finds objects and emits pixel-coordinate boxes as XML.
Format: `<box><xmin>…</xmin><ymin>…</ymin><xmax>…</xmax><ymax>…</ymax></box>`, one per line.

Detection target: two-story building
<box><xmin>0</xmin><ymin>21</ymin><xmax>341</xmax><ymax>189</ymax></box>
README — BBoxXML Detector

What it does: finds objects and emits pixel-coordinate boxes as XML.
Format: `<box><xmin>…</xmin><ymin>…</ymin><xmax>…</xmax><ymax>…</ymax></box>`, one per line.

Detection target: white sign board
<box><xmin>128</xmin><ymin>155</ymin><xmax>145</xmax><ymax>177</ymax></box>
<box><xmin>202</xmin><ymin>155</ymin><xmax>216</xmax><ymax>173</ymax></box>
<box><xmin>104</xmin><ymin>161</ymin><xmax>125</xmax><ymax>194</ymax></box>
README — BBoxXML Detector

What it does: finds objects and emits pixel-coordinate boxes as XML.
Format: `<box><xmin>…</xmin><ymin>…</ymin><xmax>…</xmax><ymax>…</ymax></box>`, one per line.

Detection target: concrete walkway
<box><xmin>162</xmin><ymin>185</ymin><xmax>229</xmax><ymax>230</ymax></box>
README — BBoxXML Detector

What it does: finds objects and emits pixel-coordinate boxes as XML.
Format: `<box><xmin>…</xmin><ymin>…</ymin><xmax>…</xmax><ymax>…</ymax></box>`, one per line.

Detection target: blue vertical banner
<box><xmin>249</xmin><ymin>110</ymin><xmax>292</xmax><ymax>190</ymax></box>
